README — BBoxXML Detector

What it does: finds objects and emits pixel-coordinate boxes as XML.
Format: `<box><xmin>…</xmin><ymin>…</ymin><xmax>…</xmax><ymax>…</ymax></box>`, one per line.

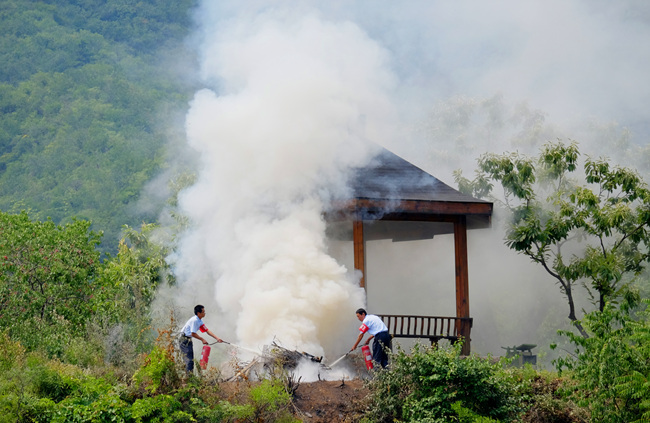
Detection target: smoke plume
<box><xmin>173</xmin><ymin>8</ymin><xmax>398</xmax><ymax>357</ymax></box>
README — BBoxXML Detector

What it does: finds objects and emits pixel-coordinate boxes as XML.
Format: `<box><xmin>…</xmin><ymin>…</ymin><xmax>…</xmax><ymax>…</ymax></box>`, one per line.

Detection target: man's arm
<box><xmin>351</xmin><ymin>332</ymin><xmax>364</xmax><ymax>352</ymax></box>
<box><xmin>191</xmin><ymin>332</ymin><xmax>208</xmax><ymax>344</ymax></box>
<box><xmin>206</xmin><ymin>329</ymin><xmax>223</xmax><ymax>343</ymax></box>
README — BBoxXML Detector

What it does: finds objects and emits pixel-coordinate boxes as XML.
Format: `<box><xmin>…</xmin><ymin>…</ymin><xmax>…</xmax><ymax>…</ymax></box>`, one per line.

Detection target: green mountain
<box><xmin>0</xmin><ymin>0</ymin><xmax>196</xmax><ymax>252</ymax></box>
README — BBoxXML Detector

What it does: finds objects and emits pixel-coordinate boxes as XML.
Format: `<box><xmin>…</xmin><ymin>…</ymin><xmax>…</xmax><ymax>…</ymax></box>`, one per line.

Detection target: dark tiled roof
<box><xmin>326</xmin><ymin>147</ymin><xmax>492</xmax><ymax>239</ymax></box>
<box><xmin>349</xmin><ymin>147</ymin><xmax>490</xmax><ymax>205</ymax></box>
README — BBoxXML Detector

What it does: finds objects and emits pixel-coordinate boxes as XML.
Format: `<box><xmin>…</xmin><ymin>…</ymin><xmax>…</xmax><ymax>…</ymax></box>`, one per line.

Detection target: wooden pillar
<box><xmin>454</xmin><ymin>215</ymin><xmax>471</xmax><ymax>355</ymax></box>
<box><xmin>353</xmin><ymin>219</ymin><xmax>366</xmax><ymax>289</ymax></box>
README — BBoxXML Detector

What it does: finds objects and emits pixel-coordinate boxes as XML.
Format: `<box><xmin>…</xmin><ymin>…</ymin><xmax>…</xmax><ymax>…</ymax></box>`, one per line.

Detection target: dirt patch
<box><xmin>211</xmin><ymin>351</ymin><xmax>373</xmax><ymax>421</ymax></box>
<box><xmin>291</xmin><ymin>379</ymin><xmax>369</xmax><ymax>423</ymax></box>
<box><xmin>214</xmin><ymin>378</ymin><xmax>370</xmax><ymax>422</ymax></box>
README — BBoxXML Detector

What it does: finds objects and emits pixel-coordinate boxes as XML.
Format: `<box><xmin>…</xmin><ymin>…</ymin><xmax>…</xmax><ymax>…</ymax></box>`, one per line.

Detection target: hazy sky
<box><xmin>194</xmin><ymin>0</ymin><xmax>650</xmax><ymax>132</ymax></box>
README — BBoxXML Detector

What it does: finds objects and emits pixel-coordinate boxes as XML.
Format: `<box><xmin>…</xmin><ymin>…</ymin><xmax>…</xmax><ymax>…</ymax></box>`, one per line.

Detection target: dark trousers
<box><xmin>372</xmin><ymin>331</ymin><xmax>392</xmax><ymax>368</ymax></box>
<box><xmin>179</xmin><ymin>337</ymin><xmax>194</xmax><ymax>373</ymax></box>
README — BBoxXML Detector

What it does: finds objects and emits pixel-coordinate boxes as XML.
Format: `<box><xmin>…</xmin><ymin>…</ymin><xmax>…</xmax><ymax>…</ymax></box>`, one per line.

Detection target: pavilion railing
<box><xmin>378</xmin><ymin>314</ymin><xmax>473</xmax><ymax>345</ymax></box>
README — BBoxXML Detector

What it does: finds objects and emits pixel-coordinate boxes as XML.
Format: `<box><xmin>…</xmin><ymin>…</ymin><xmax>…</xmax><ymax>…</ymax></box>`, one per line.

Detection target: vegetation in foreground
<box><xmin>0</xmin><ymin>327</ymin><xmax>581</xmax><ymax>423</ymax></box>
<box><xmin>0</xmin><ymin>332</ymin><xmax>299</xmax><ymax>423</ymax></box>
<box><xmin>0</xmin><ymin>198</ymin><xmax>650</xmax><ymax>422</ymax></box>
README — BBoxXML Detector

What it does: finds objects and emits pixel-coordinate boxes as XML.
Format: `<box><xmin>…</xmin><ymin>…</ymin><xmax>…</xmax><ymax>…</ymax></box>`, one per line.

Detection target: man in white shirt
<box><xmin>179</xmin><ymin>304</ymin><xmax>223</xmax><ymax>374</ymax></box>
<box><xmin>350</xmin><ymin>308</ymin><xmax>392</xmax><ymax>368</ymax></box>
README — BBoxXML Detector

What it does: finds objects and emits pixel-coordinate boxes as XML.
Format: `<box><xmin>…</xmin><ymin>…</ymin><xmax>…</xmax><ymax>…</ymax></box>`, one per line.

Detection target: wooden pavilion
<box><xmin>326</xmin><ymin>147</ymin><xmax>493</xmax><ymax>355</ymax></box>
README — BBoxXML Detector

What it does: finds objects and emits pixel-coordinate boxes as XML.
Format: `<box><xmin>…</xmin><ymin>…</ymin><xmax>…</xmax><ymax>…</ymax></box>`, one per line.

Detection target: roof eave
<box><xmin>325</xmin><ymin>198</ymin><xmax>493</xmax><ymax>229</ymax></box>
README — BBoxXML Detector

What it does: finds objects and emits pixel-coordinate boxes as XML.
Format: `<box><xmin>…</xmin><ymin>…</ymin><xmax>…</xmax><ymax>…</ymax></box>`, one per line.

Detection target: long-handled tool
<box><xmin>209</xmin><ymin>340</ymin><xmax>264</xmax><ymax>356</ymax></box>
<box><xmin>328</xmin><ymin>347</ymin><xmax>357</xmax><ymax>368</ymax></box>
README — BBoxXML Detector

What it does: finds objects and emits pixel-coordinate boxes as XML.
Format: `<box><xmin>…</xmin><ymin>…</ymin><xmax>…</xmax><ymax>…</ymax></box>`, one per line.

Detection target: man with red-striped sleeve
<box><xmin>179</xmin><ymin>304</ymin><xmax>223</xmax><ymax>374</ymax></box>
<box><xmin>350</xmin><ymin>308</ymin><xmax>392</xmax><ymax>368</ymax></box>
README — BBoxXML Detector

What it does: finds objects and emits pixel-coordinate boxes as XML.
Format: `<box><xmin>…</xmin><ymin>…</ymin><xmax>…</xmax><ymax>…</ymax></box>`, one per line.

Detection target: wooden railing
<box><xmin>378</xmin><ymin>314</ymin><xmax>473</xmax><ymax>345</ymax></box>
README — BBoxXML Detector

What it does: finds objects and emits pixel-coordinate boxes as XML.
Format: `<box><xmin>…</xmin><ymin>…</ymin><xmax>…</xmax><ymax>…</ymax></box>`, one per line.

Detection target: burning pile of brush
<box><xmin>219</xmin><ymin>339</ymin><xmax>373</xmax><ymax>382</ymax></box>
<box><xmin>225</xmin><ymin>341</ymin><xmax>327</xmax><ymax>381</ymax></box>
<box><xmin>264</xmin><ymin>341</ymin><xmax>323</xmax><ymax>370</ymax></box>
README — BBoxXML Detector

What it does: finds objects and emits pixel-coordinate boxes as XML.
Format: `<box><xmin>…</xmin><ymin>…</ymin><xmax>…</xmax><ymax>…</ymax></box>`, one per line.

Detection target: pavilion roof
<box><xmin>328</xmin><ymin>147</ymin><xmax>493</xmax><ymax>231</ymax></box>
<box><xmin>349</xmin><ymin>147</ymin><xmax>490</xmax><ymax>204</ymax></box>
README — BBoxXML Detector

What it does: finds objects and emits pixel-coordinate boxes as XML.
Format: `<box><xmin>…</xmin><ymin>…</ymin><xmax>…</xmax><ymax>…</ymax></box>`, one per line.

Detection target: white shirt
<box><xmin>359</xmin><ymin>314</ymin><xmax>388</xmax><ymax>336</ymax></box>
<box><xmin>181</xmin><ymin>315</ymin><xmax>208</xmax><ymax>337</ymax></box>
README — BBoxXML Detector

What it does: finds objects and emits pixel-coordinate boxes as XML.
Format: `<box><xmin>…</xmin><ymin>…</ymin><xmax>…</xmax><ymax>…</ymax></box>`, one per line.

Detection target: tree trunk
<box><xmin>566</xmin><ymin>287</ymin><xmax>589</xmax><ymax>338</ymax></box>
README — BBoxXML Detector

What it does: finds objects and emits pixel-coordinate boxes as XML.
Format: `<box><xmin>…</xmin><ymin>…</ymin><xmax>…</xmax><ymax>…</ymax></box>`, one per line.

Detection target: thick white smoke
<box><xmin>163</xmin><ymin>0</ymin><xmax>650</xmax><ymax>366</ymax></box>
<box><xmin>173</xmin><ymin>9</ymin><xmax>398</xmax><ymax>357</ymax></box>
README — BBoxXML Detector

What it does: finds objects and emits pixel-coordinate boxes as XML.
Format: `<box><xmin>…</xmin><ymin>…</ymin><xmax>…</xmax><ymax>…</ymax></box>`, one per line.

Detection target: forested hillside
<box><xmin>0</xmin><ymin>0</ymin><xmax>196</xmax><ymax>252</ymax></box>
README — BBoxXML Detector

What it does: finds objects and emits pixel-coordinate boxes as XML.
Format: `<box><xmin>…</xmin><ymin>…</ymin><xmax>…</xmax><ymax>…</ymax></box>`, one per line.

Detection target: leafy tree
<box><xmin>96</xmin><ymin>223</ymin><xmax>171</xmax><ymax>321</ymax></box>
<box><xmin>455</xmin><ymin>141</ymin><xmax>650</xmax><ymax>337</ymax></box>
<box><xmin>93</xmin><ymin>223</ymin><xmax>173</xmax><ymax>366</ymax></box>
<box><xmin>0</xmin><ymin>210</ymin><xmax>101</xmax><ymax>355</ymax></box>
<box><xmin>0</xmin><ymin>209</ymin><xmax>172</xmax><ymax>363</ymax></box>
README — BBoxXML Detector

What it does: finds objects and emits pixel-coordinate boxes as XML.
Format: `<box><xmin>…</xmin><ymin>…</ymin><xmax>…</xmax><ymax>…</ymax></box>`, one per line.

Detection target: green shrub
<box><xmin>26</xmin><ymin>356</ymin><xmax>80</xmax><ymax>402</ymax></box>
<box><xmin>0</xmin><ymin>393</ymin><xmax>56</xmax><ymax>423</ymax></box>
<box><xmin>6</xmin><ymin>352</ymin><xmax>136</xmax><ymax>423</ymax></box>
<box><xmin>18</xmin><ymin>396</ymin><xmax>56</xmax><ymax>423</ymax></box>
<box><xmin>554</xmin><ymin>297</ymin><xmax>650</xmax><ymax>423</ymax></box>
<box><xmin>0</xmin><ymin>331</ymin><xmax>25</xmax><ymax>372</ymax></box>
<box><xmin>0</xmin><ymin>392</ymin><xmax>20</xmax><ymax>423</ymax></box>
<box><xmin>0</xmin><ymin>346</ymin><xmax>29</xmax><ymax>422</ymax></box>
<box><xmin>74</xmin><ymin>374</ymin><xmax>118</xmax><ymax>404</ymax></box>
<box><xmin>191</xmin><ymin>398</ymin><xmax>255</xmax><ymax>423</ymax></box>
<box><xmin>61</xmin><ymin>335</ymin><xmax>105</xmax><ymax>368</ymax></box>
<box><xmin>131</xmin><ymin>394</ymin><xmax>183</xmax><ymax>422</ymax></box>
<box><xmin>249</xmin><ymin>379</ymin><xmax>299</xmax><ymax>423</ymax></box>
<box><xmin>501</xmin><ymin>368</ymin><xmax>588</xmax><ymax>423</ymax></box>
<box><xmin>53</xmin><ymin>391</ymin><xmax>131</xmax><ymax>423</ymax></box>
<box><xmin>364</xmin><ymin>342</ymin><xmax>520</xmax><ymax>423</ymax></box>
<box><xmin>132</xmin><ymin>346</ymin><xmax>180</xmax><ymax>394</ymax></box>
<box><xmin>18</xmin><ymin>356</ymin><xmax>132</xmax><ymax>423</ymax></box>
<box><xmin>452</xmin><ymin>401</ymin><xmax>500</xmax><ymax>422</ymax></box>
